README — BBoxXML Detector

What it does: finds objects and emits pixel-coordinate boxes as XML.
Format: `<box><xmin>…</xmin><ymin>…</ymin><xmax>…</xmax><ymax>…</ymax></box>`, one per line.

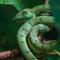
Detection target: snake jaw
<box><xmin>13</xmin><ymin>9</ymin><xmax>35</xmax><ymax>21</ymax></box>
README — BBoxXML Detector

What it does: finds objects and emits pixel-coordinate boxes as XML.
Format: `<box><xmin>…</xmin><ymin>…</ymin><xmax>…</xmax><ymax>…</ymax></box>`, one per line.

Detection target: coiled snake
<box><xmin>14</xmin><ymin>5</ymin><xmax>58</xmax><ymax>60</ymax></box>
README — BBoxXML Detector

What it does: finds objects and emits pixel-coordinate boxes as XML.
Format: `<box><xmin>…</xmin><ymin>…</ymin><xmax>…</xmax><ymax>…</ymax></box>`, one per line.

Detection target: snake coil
<box><xmin>14</xmin><ymin>5</ymin><xmax>57</xmax><ymax>60</ymax></box>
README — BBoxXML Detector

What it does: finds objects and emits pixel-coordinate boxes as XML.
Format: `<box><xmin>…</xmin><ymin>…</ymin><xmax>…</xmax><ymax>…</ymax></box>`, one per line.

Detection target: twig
<box><xmin>0</xmin><ymin>49</ymin><xmax>59</xmax><ymax>59</ymax></box>
<box><xmin>45</xmin><ymin>0</ymin><xmax>49</xmax><ymax>5</ymax></box>
<box><xmin>37</xmin><ymin>52</ymin><xmax>58</xmax><ymax>58</ymax></box>
<box><xmin>0</xmin><ymin>49</ymin><xmax>19</xmax><ymax>59</ymax></box>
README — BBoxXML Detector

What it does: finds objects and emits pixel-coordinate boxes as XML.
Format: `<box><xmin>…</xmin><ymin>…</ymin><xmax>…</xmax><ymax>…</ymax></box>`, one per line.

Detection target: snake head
<box><xmin>13</xmin><ymin>9</ymin><xmax>35</xmax><ymax>21</ymax></box>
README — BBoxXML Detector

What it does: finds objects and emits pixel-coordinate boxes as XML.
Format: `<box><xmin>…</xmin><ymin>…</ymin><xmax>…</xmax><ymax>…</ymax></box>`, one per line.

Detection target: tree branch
<box><xmin>37</xmin><ymin>52</ymin><xmax>58</xmax><ymax>58</ymax></box>
<box><xmin>0</xmin><ymin>49</ymin><xmax>59</xmax><ymax>59</ymax></box>
<box><xmin>45</xmin><ymin>0</ymin><xmax>49</xmax><ymax>5</ymax></box>
<box><xmin>0</xmin><ymin>49</ymin><xmax>20</xmax><ymax>59</ymax></box>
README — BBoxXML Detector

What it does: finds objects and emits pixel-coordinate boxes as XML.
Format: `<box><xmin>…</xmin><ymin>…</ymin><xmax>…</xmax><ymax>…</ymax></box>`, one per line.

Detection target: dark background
<box><xmin>0</xmin><ymin>0</ymin><xmax>60</xmax><ymax>60</ymax></box>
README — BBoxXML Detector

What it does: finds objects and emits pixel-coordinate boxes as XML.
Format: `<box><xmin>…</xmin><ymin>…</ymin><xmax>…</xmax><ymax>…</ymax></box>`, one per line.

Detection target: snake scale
<box><xmin>14</xmin><ymin>5</ymin><xmax>58</xmax><ymax>60</ymax></box>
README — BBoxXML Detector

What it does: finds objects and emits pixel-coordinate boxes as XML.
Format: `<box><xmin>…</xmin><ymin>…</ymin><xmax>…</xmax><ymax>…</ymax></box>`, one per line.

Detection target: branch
<box><xmin>0</xmin><ymin>49</ymin><xmax>59</xmax><ymax>59</ymax></box>
<box><xmin>0</xmin><ymin>49</ymin><xmax>20</xmax><ymax>59</ymax></box>
<box><xmin>45</xmin><ymin>0</ymin><xmax>49</xmax><ymax>5</ymax></box>
<box><xmin>37</xmin><ymin>52</ymin><xmax>58</xmax><ymax>58</ymax></box>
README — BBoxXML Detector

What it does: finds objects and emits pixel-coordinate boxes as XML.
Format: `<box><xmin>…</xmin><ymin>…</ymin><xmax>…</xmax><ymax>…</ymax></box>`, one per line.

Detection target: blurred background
<box><xmin>0</xmin><ymin>0</ymin><xmax>60</xmax><ymax>60</ymax></box>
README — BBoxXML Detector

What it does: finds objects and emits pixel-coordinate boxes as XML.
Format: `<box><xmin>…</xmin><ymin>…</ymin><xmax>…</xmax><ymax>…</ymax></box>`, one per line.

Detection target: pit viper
<box><xmin>14</xmin><ymin>5</ymin><xmax>58</xmax><ymax>60</ymax></box>
<box><xmin>14</xmin><ymin>5</ymin><xmax>50</xmax><ymax>20</ymax></box>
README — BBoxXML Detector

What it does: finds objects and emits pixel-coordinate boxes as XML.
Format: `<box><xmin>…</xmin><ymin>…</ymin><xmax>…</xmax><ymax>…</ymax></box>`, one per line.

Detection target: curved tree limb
<box><xmin>45</xmin><ymin>0</ymin><xmax>49</xmax><ymax>5</ymax></box>
<box><xmin>0</xmin><ymin>49</ymin><xmax>59</xmax><ymax>59</ymax></box>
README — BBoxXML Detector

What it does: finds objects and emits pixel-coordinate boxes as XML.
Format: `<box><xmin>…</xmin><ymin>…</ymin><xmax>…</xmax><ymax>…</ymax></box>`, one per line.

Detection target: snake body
<box><xmin>14</xmin><ymin>5</ymin><xmax>57</xmax><ymax>60</ymax></box>
<box><xmin>17</xmin><ymin>16</ymin><xmax>56</xmax><ymax>60</ymax></box>
<box><xmin>14</xmin><ymin>5</ymin><xmax>50</xmax><ymax>20</ymax></box>
<box><xmin>29</xmin><ymin>24</ymin><xmax>56</xmax><ymax>54</ymax></box>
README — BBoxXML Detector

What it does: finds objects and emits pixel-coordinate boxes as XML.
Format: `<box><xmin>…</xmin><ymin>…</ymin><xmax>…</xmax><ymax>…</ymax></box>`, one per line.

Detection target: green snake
<box><xmin>14</xmin><ymin>5</ymin><xmax>58</xmax><ymax>60</ymax></box>
<box><xmin>29</xmin><ymin>23</ymin><xmax>56</xmax><ymax>54</ymax></box>
<box><xmin>14</xmin><ymin>5</ymin><xmax>50</xmax><ymax>20</ymax></box>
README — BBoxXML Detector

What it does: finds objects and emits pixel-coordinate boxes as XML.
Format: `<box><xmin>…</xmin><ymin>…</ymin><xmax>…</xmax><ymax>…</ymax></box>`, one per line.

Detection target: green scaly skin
<box><xmin>31</xmin><ymin>4</ymin><xmax>51</xmax><ymax>15</ymax></box>
<box><xmin>29</xmin><ymin>24</ymin><xmax>57</xmax><ymax>54</ymax></box>
<box><xmin>14</xmin><ymin>5</ymin><xmax>50</xmax><ymax>20</ymax></box>
<box><xmin>17</xmin><ymin>16</ymin><xmax>56</xmax><ymax>60</ymax></box>
<box><xmin>14</xmin><ymin>5</ymin><xmax>58</xmax><ymax>60</ymax></box>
